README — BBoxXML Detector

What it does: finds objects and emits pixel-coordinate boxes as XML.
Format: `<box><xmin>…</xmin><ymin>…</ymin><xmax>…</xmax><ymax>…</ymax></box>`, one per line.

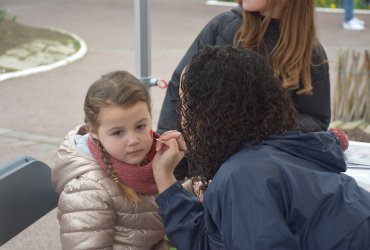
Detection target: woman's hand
<box><xmin>153</xmin><ymin>131</ymin><xmax>187</xmax><ymax>193</ymax></box>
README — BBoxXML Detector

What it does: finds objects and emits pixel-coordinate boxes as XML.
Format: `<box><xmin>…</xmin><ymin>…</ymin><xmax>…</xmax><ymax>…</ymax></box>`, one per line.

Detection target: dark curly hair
<box><xmin>179</xmin><ymin>46</ymin><xmax>298</xmax><ymax>191</ymax></box>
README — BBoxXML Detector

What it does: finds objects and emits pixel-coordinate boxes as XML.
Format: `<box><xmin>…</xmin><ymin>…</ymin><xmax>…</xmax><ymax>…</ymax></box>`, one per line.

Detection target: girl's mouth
<box><xmin>127</xmin><ymin>149</ymin><xmax>143</xmax><ymax>155</ymax></box>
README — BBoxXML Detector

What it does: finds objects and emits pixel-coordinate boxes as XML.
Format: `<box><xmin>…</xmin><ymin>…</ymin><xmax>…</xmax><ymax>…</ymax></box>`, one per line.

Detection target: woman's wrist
<box><xmin>155</xmin><ymin>174</ymin><xmax>177</xmax><ymax>194</ymax></box>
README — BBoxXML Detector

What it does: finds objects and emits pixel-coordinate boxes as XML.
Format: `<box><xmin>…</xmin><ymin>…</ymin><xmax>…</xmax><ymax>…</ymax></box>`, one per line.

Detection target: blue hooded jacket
<box><xmin>156</xmin><ymin>131</ymin><xmax>370</xmax><ymax>249</ymax></box>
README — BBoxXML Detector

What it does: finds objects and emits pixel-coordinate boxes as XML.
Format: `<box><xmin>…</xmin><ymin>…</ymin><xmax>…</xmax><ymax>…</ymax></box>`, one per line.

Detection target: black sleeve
<box><xmin>157</xmin><ymin>21</ymin><xmax>217</xmax><ymax>134</ymax></box>
<box><xmin>293</xmin><ymin>41</ymin><xmax>331</xmax><ymax>131</ymax></box>
<box><xmin>157</xmin><ymin>8</ymin><xmax>241</xmax><ymax>134</ymax></box>
<box><xmin>157</xmin><ymin>18</ymin><xmax>219</xmax><ymax>180</ymax></box>
<box><xmin>157</xmin><ymin>10</ymin><xmax>242</xmax><ymax>180</ymax></box>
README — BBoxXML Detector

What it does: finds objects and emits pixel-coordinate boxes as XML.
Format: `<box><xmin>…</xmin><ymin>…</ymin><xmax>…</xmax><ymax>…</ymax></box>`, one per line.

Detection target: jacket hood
<box><xmin>262</xmin><ymin>131</ymin><xmax>347</xmax><ymax>173</ymax></box>
<box><xmin>52</xmin><ymin>124</ymin><xmax>101</xmax><ymax>194</ymax></box>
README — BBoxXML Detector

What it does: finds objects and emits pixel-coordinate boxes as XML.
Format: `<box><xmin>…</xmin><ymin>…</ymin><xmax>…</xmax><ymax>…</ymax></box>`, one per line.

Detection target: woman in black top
<box><xmin>158</xmin><ymin>0</ymin><xmax>331</xmax><ymax>179</ymax></box>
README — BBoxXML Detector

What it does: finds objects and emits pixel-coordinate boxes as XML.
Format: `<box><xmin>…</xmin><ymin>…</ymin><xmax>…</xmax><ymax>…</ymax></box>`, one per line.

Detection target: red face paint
<box><xmin>149</xmin><ymin>129</ymin><xmax>153</xmax><ymax>137</ymax></box>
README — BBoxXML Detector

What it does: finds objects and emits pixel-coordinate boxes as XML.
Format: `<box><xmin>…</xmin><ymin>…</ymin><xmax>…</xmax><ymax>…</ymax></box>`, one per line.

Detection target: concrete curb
<box><xmin>0</xmin><ymin>26</ymin><xmax>88</xmax><ymax>82</ymax></box>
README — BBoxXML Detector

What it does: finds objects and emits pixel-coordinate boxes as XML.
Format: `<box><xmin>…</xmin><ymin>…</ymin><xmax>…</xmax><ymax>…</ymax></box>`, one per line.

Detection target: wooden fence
<box><xmin>332</xmin><ymin>48</ymin><xmax>370</xmax><ymax>123</ymax></box>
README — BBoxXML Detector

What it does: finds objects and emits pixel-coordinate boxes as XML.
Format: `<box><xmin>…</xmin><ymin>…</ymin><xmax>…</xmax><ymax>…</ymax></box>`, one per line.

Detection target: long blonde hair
<box><xmin>234</xmin><ymin>0</ymin><xmax>317</xmax><ymax>94</ymax></box>
<box><xmin>84</xmin><ymin>70</ymin><xmax>151</xmax><ymax>203</ymax></box>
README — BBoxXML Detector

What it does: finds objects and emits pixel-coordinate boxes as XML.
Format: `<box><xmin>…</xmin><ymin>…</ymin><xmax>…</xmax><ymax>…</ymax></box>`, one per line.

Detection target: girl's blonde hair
<box><xmin>234</xmin><ymin>0</ymin><xmax>319</xmax><ymax>94</ymax></box>
<box><xmin>84</xmin><ymin>70</ymin><xmax>151</xmax><ymax>203</ymax></box>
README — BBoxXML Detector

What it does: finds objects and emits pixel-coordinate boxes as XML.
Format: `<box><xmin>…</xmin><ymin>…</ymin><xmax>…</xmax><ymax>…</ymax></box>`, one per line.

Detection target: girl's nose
<box><xmin>127</xmin><ymin>133</ymin><xmax>139</xmax><ymax>146</ymax></box>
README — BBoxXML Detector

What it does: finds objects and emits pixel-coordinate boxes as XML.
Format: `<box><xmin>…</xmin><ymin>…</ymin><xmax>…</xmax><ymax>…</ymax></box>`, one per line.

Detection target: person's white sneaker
<box><xmin>343</xmin><ymin>18</ymin><xmax>365</xmax><ymax>31</ymax></box>
<box><xmin>352</xmin><ymin>16</ymin><xmax>365</xmax><ymax>25</ymax></box>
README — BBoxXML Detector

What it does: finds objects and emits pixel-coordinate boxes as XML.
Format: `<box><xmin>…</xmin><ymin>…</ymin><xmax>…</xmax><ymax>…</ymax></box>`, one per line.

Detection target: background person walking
<box><xmin>342</xmin><ymin>0</ymin><xmax>365</xmax><ymax>30</ymax></box>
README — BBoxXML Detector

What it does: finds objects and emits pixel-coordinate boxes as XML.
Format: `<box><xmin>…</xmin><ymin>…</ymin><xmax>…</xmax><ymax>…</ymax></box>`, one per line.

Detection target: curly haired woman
<box><xmin>152</xmin><ymin>46</ymin><xmax>370</xmax><ymax>249</ymax></box>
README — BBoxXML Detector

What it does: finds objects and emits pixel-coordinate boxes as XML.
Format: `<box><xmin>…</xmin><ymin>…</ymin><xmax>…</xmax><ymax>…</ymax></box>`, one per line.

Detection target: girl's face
<box><xmin>241</xmin><ymin>0</ymin><xmax>284</xmax><ymax>18</ymax></box>
<box><xmin>91</xmin><ymin>102</ymin><xmax>153</xmax><ymax>165</ymax></box>
<box><xmin>241</xmin><ymin>0</ymin><xmax>268</xmax><ymax>13</ymax></box>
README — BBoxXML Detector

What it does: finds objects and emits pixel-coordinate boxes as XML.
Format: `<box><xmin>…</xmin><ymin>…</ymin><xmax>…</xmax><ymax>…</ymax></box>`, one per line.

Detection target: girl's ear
<box><xmin>90</xmin><ymin>131</ymin><xmax>99</xmax><ymax>140</ymax></box>
<box><xmin>87</xmin><ymin>123</ymin><xmax>99</xmax><ymax>140</ymax></box>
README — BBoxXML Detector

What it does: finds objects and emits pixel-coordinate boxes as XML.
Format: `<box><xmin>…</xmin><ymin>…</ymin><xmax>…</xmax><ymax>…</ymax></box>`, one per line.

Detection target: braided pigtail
<box><xmin>95</xmin><ymin>139</ymin><xmax>140</xmax><ymax>203</ymax></box>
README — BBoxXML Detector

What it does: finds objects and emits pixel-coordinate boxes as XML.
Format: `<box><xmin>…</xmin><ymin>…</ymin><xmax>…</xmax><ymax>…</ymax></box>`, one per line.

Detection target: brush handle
<box><xmin>154</xmin><ymin>137</ymin><xmax>165</xmax><ymax>144</ymax></box>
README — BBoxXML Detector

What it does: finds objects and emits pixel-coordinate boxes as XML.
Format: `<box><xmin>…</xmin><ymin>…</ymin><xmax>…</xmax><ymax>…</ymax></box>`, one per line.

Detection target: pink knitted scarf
<box><xmin>87</xmin><ymin>136</ymin><xmax>158</xmax><ymax>195</ymax></box>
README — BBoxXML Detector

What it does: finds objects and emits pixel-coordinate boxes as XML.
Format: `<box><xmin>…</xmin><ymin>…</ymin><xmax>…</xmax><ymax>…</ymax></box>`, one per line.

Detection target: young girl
<box><xmin>52</xmin><ymin>71</ymin><xmax>169</xmax><ymax>249</ymax></box>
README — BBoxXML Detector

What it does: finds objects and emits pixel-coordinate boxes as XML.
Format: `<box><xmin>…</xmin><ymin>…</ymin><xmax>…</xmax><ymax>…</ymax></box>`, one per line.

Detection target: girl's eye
<box><xmin>137</xmin><ymin>124</ymin><xmax>146</xmax><ymax>130</ymax></box>
<box><xmin>112</xmin><ymin>130</ymin><xmax>124</xmax><ymax>136</ymax></box>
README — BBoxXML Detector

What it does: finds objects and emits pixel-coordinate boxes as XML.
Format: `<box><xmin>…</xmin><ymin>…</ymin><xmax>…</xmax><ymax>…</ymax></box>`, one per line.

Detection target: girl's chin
<box><xmin>117</xmin><ymin>150</ymin><xmax>150</xmax><ymax>165</ymax></box>
<box><xmin>122</xmin><ymin>156</ymin><xmax>145</xmax><ymax>165</ymax></box>
<box><xmin>120</xmin><ymin>159</ymin><xmax>140</xmax><ymax>165</ymax></box>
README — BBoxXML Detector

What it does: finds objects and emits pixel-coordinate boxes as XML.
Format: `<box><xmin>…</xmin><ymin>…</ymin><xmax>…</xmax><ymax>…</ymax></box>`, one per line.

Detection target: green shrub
<box><xmin>0</xmin><ymin>9</ymin><xmax>6</xmax><ymax>21</ymax></box>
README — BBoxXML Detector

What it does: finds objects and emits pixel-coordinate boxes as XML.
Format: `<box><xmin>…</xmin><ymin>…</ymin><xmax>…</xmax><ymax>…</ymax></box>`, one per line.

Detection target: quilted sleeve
<box><xmin>57</xmin><ymin>178</ymin><xmax>116</xmax><ymax>250</ymax></box>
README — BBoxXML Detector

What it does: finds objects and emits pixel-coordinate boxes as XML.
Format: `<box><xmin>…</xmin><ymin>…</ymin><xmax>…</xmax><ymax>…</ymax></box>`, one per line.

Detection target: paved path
<box><xmin>0</xmin><ymin>0</ymin><xmax>369</xmax><ymax>249</ymax></box>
